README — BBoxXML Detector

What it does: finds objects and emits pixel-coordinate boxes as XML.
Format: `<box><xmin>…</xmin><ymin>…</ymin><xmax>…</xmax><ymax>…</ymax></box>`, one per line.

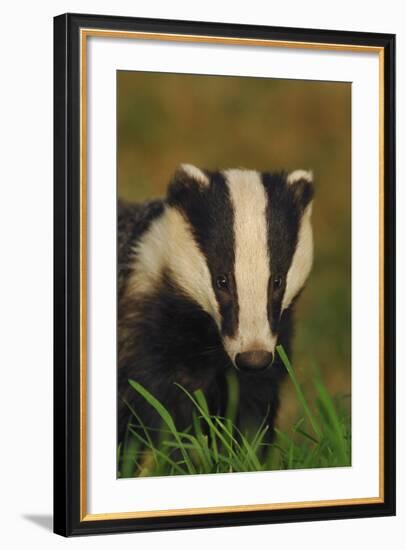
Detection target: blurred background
<box><xmin>117</xmin><ymin>71</ymin><xmax>351</xmax><ymax>431</ymax></box>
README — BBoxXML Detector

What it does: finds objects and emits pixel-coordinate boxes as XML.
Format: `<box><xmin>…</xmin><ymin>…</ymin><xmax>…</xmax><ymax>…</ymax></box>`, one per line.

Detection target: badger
<box><xmin>117</xmin><ymin>164</ymin><xmax>314</xmax><ymax>449</ymax></box>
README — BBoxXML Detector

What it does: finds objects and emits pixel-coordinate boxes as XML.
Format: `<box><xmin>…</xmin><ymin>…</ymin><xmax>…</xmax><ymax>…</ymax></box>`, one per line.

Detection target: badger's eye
<box><xmin>216</xmin><ymin>274</ymin><xmax>229</xmax><ymax>291</ymax></box>
<box><xmin>273</xmin><ymin>275</ymin><xmax>283</xmax><ymax>290</ymax></box>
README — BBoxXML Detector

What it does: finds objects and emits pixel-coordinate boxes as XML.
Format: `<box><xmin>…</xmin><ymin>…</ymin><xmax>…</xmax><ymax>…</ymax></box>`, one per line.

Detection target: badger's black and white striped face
<box><xmin>130</xmin><ymin>164</ymin><xmax>314</xmax><ymax>372</ymax></box>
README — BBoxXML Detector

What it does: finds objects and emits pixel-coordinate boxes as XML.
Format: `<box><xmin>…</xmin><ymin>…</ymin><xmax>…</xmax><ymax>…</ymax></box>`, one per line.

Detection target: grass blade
<box><xmin>277</xmin><ymin>345</ymin><xmax>322</xmax><ymax>440</ymax></box>
<box><xmin>128</xmin><ymin>380</ymin><xmax>196</xmax><ymax>475</ymax></box>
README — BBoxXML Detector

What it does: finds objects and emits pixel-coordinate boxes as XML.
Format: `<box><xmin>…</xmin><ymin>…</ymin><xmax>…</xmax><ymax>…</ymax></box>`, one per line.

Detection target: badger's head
<box><xmin>130</xmin><ymin>164</ymin><xmax>314</xmax><ymax>373</ymax></box>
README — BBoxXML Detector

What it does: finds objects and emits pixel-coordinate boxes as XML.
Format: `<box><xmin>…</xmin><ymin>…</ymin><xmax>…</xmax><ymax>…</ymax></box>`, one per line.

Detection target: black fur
<box><xmin>262</xmin><ymin>171</ymin><xmax>313</xmax><ymax>332</ymax></box>
<box><xmin>117</xmin><ymin>169</ymin><xmax>313</xmax><ymax>459</ymax></box>
<box><xmin>117</xmin><ymin>199</ymin><xmax>164</xmax><ymax>302</ymax></box>
<box><xmin>118</xmin><ymin>271</ymin><xmax>291</xmax><ymax>446</ymax></box>
<box><xmin>167</xmin><ymin>170</ymin><xmax>238</xmax><ymax>338</ymax></box>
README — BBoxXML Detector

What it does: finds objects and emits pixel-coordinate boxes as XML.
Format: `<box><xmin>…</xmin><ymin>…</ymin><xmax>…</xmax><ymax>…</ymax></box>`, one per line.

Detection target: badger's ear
<box><xmin>286</xmin><ymin>169</ymin><xmax>314</xmax><ymax>212</ymax></box>
<box><xmin>167</xmin><ymin>164</ymin><xmax>210</xmax><ymax>203</ymax></box>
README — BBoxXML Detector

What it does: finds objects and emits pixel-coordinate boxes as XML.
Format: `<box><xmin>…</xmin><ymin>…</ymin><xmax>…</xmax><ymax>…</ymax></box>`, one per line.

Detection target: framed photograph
<box><xmin>53</xmin><ymin>13</ymin><xmax>396</xmax><ymax>536</ymax></box>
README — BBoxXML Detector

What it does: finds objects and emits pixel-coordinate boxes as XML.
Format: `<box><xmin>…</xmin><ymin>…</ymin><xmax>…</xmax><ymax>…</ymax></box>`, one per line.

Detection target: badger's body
<box><xmin>118</xmin><ymin>165</ymin><xmax>314</xmax><ymax>447</ymax></box>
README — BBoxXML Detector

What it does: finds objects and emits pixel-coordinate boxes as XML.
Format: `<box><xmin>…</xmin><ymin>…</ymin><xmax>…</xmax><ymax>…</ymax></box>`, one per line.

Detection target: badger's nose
<box><xmin>235</xmin><ymin>350</ymin><xmax>274</xmax><ymax>372</ymax></box>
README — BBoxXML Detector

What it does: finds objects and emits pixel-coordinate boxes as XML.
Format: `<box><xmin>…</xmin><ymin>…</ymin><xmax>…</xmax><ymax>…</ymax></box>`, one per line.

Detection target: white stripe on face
<box><xmin>282</xmin><ymin>203</ymin><xmax>314</xmax><ymax>311</ymax></box>
<box><xmin>128</xmin><ymin>206</ymin><xmax>221</xmax><ymax>327</ymax></box>
<box><xmin>223</xmin><ymin>170</ymin><xmax>277</xmax><ymax>360</ymax></box>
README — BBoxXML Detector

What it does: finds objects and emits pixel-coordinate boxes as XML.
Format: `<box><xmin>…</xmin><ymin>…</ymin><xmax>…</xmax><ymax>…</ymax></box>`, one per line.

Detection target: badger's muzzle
<box><xmin>235</xmin><ymin>350</ymin><xmax>274</xmax><ymax>372</ymax></box>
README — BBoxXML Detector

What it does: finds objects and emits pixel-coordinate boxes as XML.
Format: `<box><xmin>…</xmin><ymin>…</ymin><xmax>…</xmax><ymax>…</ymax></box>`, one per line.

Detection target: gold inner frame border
<box><xmin>79</xmin><ymin>27</ymin><xmax>385</xmax><ymax>522</ymax></box>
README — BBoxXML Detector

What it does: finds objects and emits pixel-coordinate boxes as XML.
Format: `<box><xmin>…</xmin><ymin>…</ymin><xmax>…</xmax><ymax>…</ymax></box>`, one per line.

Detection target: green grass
<box><xmin>118</xmin><ymin>346</ymin><xmax>351</xmax><ymax>478</ymax></box>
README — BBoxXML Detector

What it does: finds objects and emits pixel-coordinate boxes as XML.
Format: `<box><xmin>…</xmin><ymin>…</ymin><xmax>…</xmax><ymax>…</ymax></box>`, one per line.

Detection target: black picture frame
<box><xmin>54</xmin><ymin>12</ymin><xmax>396</xmax><ymax>537</ymax></box>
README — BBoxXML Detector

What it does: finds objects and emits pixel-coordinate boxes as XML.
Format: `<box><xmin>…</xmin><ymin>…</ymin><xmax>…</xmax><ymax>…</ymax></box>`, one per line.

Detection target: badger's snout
<box><xmin>235</xmin><ymin>350</ymin><xmax>274</xmax><ymax>372</ymax></box>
